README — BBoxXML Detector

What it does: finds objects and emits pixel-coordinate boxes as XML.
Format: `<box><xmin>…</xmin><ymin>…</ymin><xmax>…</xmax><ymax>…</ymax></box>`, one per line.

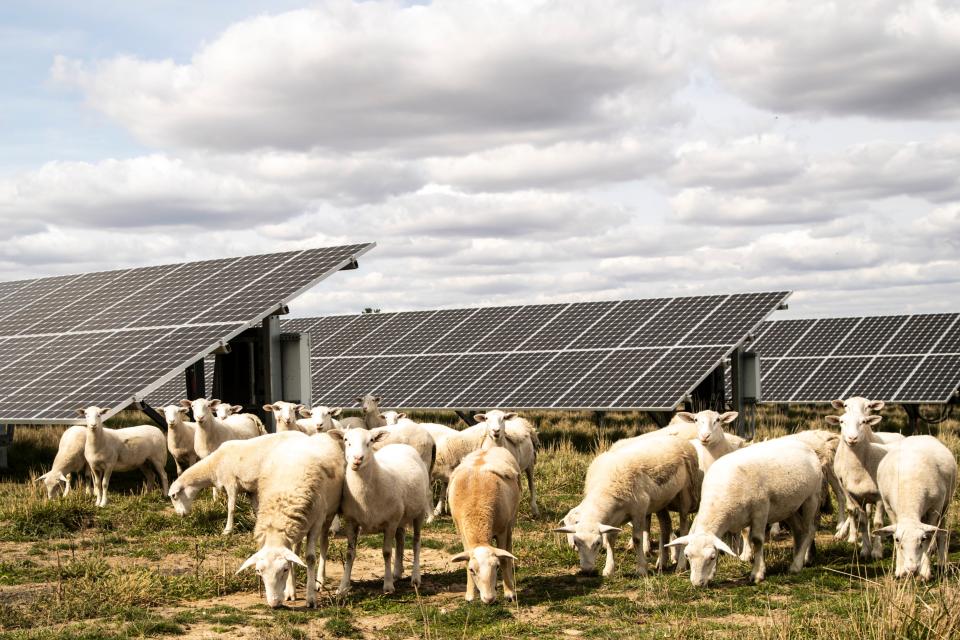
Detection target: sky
<box><xmin>1</xmin><ymin>0</ymin><xmax>958</xmax><ymax>321</ymax></box>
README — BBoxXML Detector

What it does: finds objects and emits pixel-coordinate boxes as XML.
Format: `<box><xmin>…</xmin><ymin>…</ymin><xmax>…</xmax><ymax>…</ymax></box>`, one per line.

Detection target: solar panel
<box><xmin>145</xmin><ymin>355</ymin><xmax>215</xmax><ymax>407</ymax></box>
<box><xmin>286</xmin><ymin>290</ymin><xmax>789</xmax><ymax>410</ymax></box>
<box><xmin>752</xmin><ymin>312</ymin><xmax>960</xmax><ymax>403</ymax></box>
<box><xmin>0</xmin><ymin>243</ymin><xmax>373</xmax><ymax>423</ymax></box>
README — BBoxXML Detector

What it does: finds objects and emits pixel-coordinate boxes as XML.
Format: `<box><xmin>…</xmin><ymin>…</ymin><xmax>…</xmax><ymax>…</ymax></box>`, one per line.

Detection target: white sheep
<box><xmin>778</xmin><ymin>430</ymin><xmax>845</xmax><ymax>534</ymax></box>
<box><xmin>36</xmin><ymin>425</ymin><xmax>88</xmax><ymax>499</ymax></box>
<box><xmin>371</xmin><ymin>423</ymin><xmax>435</xmax><ymax>474</ymax></box>
<box><xmin>877</xmin><ymin>435</ymin><xmax>957</xmax><ymax>580</ymax></box>
<box><xmin>77</xmin><ymin>406</ymin><xmax>168</xmax><ymax>507</ymax></box>
<box><xmin>476</xmin><ymin>410</ymin><xmax>540</xmax><ymax>518</ymax></box>
<box><xmin>168</xmin><ymin>431</ymin><xmax>308</xmax><ymax>534</ymax></box>
<box><xmin>449</xmin><ymin>447</ymin><xmax>520</xmax><ymax>604</ymax></box>
<box><xmin>554</xmin><ymin>436</ymin><xmax>700</xmax><ymax>577</ymax></box>
<box><xmin>263</xmin><ymin>401</ymin><xmax>320</xmax><ymax>434</ymax></box>
<box><xmin>188</xmin><ymin>398</ymin><xmax>264</xmax><ymax>459</ymax></box>
<box><xmin>236</xmin><ymin>432</ymin><xmax>345</xmax><ymax>608</ymax></box>
<box><xmin>162</xmin><ymin>404</ymin><xmax>199</xmax><ymax>476</ymax></box>
<box><xmin>214</xmin><ymin>402</ymin><xmax>265</xmax><ymax>433</ymax></box>
<box><xmin>827</xmin><ymin>411</ymin><xmax>892</xmax><ymax>559</ymax></box>
<box><xmin>429</xmin><ymin>423</ymin><xmax>490</xmax><ymax>520</ymax></box>
<box><xmin>298</xmin><ymin>405</ymin><xmax>342</xmax><ymax>432</ymax></box>
<box><xmin>337</xmin><ymin>428</ymin><xmax>432</xmax><ymax>595</ymax></box>
<box><xmin>668</xmin><ymin>439</ymin><xmax>823</xmax><ymax>586</ymax></box>
<box><xmin>357</xmin><ymin>393</ymin><xmax>387</xmax><ymax>429</ymax></box>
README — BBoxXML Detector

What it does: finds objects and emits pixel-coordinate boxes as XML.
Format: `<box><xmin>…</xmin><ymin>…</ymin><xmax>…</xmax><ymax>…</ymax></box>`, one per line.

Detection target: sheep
<box><xmin>263</xmin><ymin>401</ymin><xmax>323</xmax><ymax>434</ymax></box>
<box><xmin>449</xmin><ymin>447</ymin><xmax>520</xmax><ymax>604</ymax></box>
<box><xmin>776</xmin><ymin>430</ymin><xmax>845</xmax><ymax>531</ymax></box>
<box><xmin>236</xmin><ymin>432</ymin><xmax>345</xmax><ymax>608</ymax></box>
<box><xmin>357</xmin><ymin>393</ymin><xmax>387</xmax><ymax>429</ymax></box>
<box><xmin>162</xmin><ymin>404</ymin><xmax>199</xmax><ymax>476</ymax></box>
<box><xmin>610</xmin><ymin>410</ymin><xmax>744</xmax><ymax>455</ymax></box>
<box><xmin>667</xmin><ymin>439</ymin><xmax>822</xmax><ymax>586</ymax></box>
<box><xmin>429</xmin><ymin>423</ymin><xmax>490</xmax><ymax>520</ymax></box>
<box><xmin>36</xmin><ymin>425</ymin><xmax>88</xmax><ymax>499</ymax></box>
<box><xmin>77</xmin><ymin>406</ymin><xmax>168</xmax><ymax>507</ymax></box>
<box><xmin>168</xmin><ymin>430</ymin><xmax>308</xmax><ymax>534</ymax></box>
<box><xmin>381</xmin><ymin>410</ymin><xmax>406</xmax><ymax>425</ymax></box>
<box><xmin>554</xmin><ymin>436</ymin><xmax>700</xmax><ymax>577</ymax></box>
<box><xmin>188</xmin><ymin>398</ymin><xmax>264</xmax><ymax>459</ymax></box>
<box><xmin>297</xmin><ymin>405</ymin><xmax>342</xmax><ymax>432</ymax></box>
<box><xmin>876</xmin><ymin>435</ymin><xmax>957</xmax><ymax>580</ymax></box>
<box><xmin>827</xmin><ymin>411</ymin><xmax>893</xmax><ymax>559</ymax></box>
<box><xmin>476</xmin><ymin>410</ymin><xmax>540</xmax><ymax>518</ymax></box>
<box><xmin>371</xmin><ymin>423</ymin><xmax>435</xmax><ymax>474</ymax></box>
<box><xmin>214</xmin><ymin>403</ymin><xmax>266</xmax><ymax>433</ymax></box>
<box><xmin>337</xmin><ymin>428</ymin><xmax>432</xmax><ymax>595</ymax></box>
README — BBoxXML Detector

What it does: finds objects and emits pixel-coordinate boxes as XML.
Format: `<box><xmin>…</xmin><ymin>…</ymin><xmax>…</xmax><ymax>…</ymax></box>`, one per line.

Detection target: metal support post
<box><xmin>261</xmin><ymin>315</ymin><xmax>283</xmax><ymax>433</ymax></box>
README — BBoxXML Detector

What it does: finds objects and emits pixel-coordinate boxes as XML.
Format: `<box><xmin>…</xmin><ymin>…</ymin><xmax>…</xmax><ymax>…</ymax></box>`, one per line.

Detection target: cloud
<box><xmin>671</xmin><ymin>187</ymin><xmax>839</xmax><ymax>225</ymax></box>
<box><xmin>53</xmin><ymin>0</ymin><xmax>690</xmax><ymax>155</ymax></box>
<box><xmin>705</xmin><ymin>0</ymin><xmax>960</xmax><ymax>120</ymax></box>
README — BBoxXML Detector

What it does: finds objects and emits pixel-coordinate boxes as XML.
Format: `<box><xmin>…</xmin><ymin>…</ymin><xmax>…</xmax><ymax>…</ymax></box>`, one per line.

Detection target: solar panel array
<box><xmin>750</xmin><ymin>313</ymin><xmax>960</xmax><ymax>403</ymax></box>
<box><xmin>283</xmin><ymin>291</ymin><xmax>789</xmax><ymax>411</ymax></box>
<box><xmin>144</xmin><ymin>355</ymin><xmax>215</xmax><ymax>407</ymax></box>
<box><xmin>0</xmin><ymin>243</ymin><xmax>373</xmax><ymax>423</ymax></box>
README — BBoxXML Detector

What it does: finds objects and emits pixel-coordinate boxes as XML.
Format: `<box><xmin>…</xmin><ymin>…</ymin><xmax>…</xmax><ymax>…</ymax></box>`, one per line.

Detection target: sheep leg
<box><xmin>501</xmin><ymin>529</ymin><xmax>515</xmax><ymax>601</ymax></box>
<box><xmin>869</xmin><ymin>503</ymin><xmax>884</xmax><ymax>560</ymax></box>
<box><xmin>601</xmin><ymin>531</ymin><xmax>618</xmax><ymax>577</ymax></box>
<box><xmin>748</xmin><ymin>511</ymin><xmax>767</xmax><ymax>583</ymax></box>
<box><xmin>336</xmin><ymin>522</ymin><xmax>358</xmax><ymax>595</ymax></box>
<box><xmin>411</xmin><ymin>518</ymin><xmax>422</xmax><ymax>589</ymax></box>
<box><xmin>937</xmin><ymin>514</ymin><xmax>950</xmax><ymax>571</ymax></box>
<box><xmin>223</xmin><ymin>486</ymin><xmax>237</xmax><ymax>535</ymax></box>
<box><xmin>305</xmin><ymin>526</ymin><xmax>322</xmax><ymax>608</ymax></box>
<box><xmin>155</xmin><ymin>461</ymin><xmax>168</xmax><ymax>495</ymax></box>
<box><xmin>382</xmin><ymin>526</ymin><xmax>397</xmax><ymax>594</ymax></box>
<box><xmin>675</xmin><ymin>512</ymin><xmax>691</xmax><ymax>573</ymax></box>
<box><xmin>525</xmin><ymin>466</ymin><xmax>540</xmax><ymax>518</ymax></box>
<box><xmin>393</xmin><ymin>527</ymin><xmax>405</xmax><ymax>580</ymax></box>
<box><xmin>739</xmin><ymin>529</ymin><xmax>753</xmax><ymax>562</ymax></box>
<box><xmin>141</xmin><ymin>464</ymin><xmax>157</xmax><ymax>491</ymax></box>
<box><xmin>872</xmin><ymin>500</ymin><xmax>885</xmax><ymax>529</ymax></box>
<box><xmin>317</xmin><ymin>521</ymin><xmax>330</xmax><ymax>588</ymax></box>
<box><xmin>285</xmin><ymin>541</ymin><xmax>299</xmax><ymax>602</ymax></box>
<box><xmin>856</xmin><ymin>506</ymin><xmax>872</xmax><ymax>558</ymax></box>
<box><xmin>652</xmin><ymin>511</ymin><xmax>671</xmax><ymax>575</ymax></box>
<box><xmin>89</xmin><ymin>467</ymin><xmax>102</xmax><ymax>504</ymax></box>
<box><xmin>642</xmin><ymin>514</ymin><xmax>651</xmax><ymax>555</ymax></box>
<box><xmin>791</xmin><ymin>496</ymin><xmax>818</xmax><ymax>572</ymax></box>
<box><xmin>99</xmin><ymin>467</ymin><xmax>113</xmax><ymax>507</ymax></box>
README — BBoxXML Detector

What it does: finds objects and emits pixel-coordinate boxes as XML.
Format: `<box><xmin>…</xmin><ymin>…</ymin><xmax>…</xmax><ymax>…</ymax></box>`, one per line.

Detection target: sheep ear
<box><xmin>178</xmin><ymin>407</ymin><xmax>189</xmax><ymax>414</ymax></box>
<box><xmin>75</xmin><ymin>408</ymin><xmax>86</xmax><ymax>417</ymax></box>
<box><xmin>864</xmin><ymin>415</ymin><xmax>883</xmax><ymax>426</ymax></box>
<box><xmin>326</xmin><ymin>429</ymin><xmax>344</xmax><ymax>442</ymax></box>
<box><xmin>36</xmin><ymin>472</ymin><xmax>49</xmax><ymax>483</ymax></box>
<box><xmin>713</xmin><ymin>536</ymin><xmax>737</xmax><ymax>558</ymax></box>
<box><xmin>209</xmin><ymin>399</ymin><xmax>221</xmax><ymax>408</ymax></box>
<box><xmin>552</xmin><ymin>526</ymin><xmax>576</xmax><ymax>534</ymax></box>
<box><xmin>675</xmin><ymin>412</ymin><xmax>696</xmax><ymax>423</ymax></box>
<box><xmin>831</xmin><ymin>399</ymin><xmax>845</xmax><ymax>410</ymax></box>
<box><xmin>373</xmin><ymin>396</ymin><xmax>381</xmax><ymax>403</ymax></box>
<box><xmin>504</xmin><ymin>412</ymin><xmax>517</xmax><ymax>421</ymax></box>
<box><xmin>231</xmin><ymin>405</ymin><xmax>243</xmax><ymax>413</ymax></box>
<box><xmin>450</xmin><ymin>552</ymin><xmax>469</xmax><ymax>563</ymax></box>
<box><xmin>332</xmin><ymin>408</ymin><xmax>342</xmax><ymax>417</ymax></box>
<box><xmin>719</xmin><ymin>411</ymin><xmax>738</xmax><ymax>424</ymax></box>
<box><xmin>262</xmin><ymin>404</ymin><xmax>276</xmax><ymax>413</ymax></box>
<box><xmin>918</xmin><ymin>523</ymin><xmax>941</xmax><ymax>534</ymax></box>
<box><xmin>236</xmin><ymin>552</ymin><xmax>261</xmax><ymax>574</ymax></box>
<box><xmin>57</xmin><ymin>472</ymin><xmax>68</xmax><ymax>483</ymax></box>
<box><xmin>474</xmin><ymin>413</ymin><xmax>487</xmax><ymax>423</ymax></box>
<box><xmin>665</xmin><ymin>535</ymin><xmax>690</xmax><ymax>548</ymax></box>
<box><xmin>598</xmin><ymin>524</ymin><xmax>621</xmax><ymax>534</ymax></box>
<box><xmin>299</xmin><ymin>408</ymin><xmax>313</xmax><ymax>418</ymax></box>
<box><xmin>370</xmin><ymin>430</ymin><xmax>390</xmax><ymax>444</ymax></box>
<box><xmin>282</xmin><ymin>548</ymin><xmax>308</xmax><ymax>568</ymax></box>
<box><xmin>868</xmin><ymin>400</ymin><xmax>885</xmax><ymax>412</ymax></box>
<box><xmin>355</xmin><ymin>397</ymin><xmax>363</xmax><ymax>404</ymax></box>
<box><xmin>397</xmin><ymin>412</ymin><xmax>406</xmax><ymax>420</ymax></box>
<box><xmin>876</xmin><ymin>525</ymin><xmax>897</xmax><ymax>537</ymax></box>
<box><xmin>98</xmin><ymin>407</ymin><xmax>110</xmax><ymax>416</ymax></box>
<box><xmin>180</xmin><ymin>399</ymin><xmax>192</xmax><ymax>408</ymax></box>
<box><xmin>824</xmin><ymin>415</ymin><xmax>841</xmax><ymax>426</ymax></box>
<box><xmin>493</xmin><ymin>548</ymin><xmax>517</xmax><ymax>561</ymax></box>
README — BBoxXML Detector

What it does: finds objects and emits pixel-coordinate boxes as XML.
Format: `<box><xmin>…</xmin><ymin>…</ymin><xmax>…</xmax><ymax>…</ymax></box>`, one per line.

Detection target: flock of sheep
<box><xmin>33</xmin><ymin>393</ymin><xmax>958</xmax><ymax>608</ymax></box>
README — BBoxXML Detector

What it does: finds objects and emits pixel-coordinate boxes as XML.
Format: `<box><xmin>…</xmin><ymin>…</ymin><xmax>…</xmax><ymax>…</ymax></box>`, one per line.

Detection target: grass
<box><xmin>0</xmin><ymin>405</ymin><xmax>958</xmax><ymax>638</ymax></box>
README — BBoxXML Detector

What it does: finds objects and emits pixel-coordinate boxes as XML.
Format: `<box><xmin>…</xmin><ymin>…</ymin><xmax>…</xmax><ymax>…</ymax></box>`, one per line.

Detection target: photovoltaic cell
<box><xmin>615</xmin><ymin>347</ymin><xmax>726</xmax><ymax>408</ymax></box>
<box><xmin>882</xmin><ymin>314</ymin><xmax>956</xmax><ymax>354</ymax></box>
<box><xmin>383</xmin><ymin>308</ymin><xmax>479</xmax><ymax>355</ymax></box>
<box><xmin>625</xmin><ymin>296</ymin><xmax>724</xmax><ymax>347</ymax></box>
<box><xmin>451</xmin><ymin>351</ymin><xmax>558</xmax><ymax>407</ymax></box>
<box><xmin>895</xmin><ymin>355</ymin><xmax>960</xmax><ymax>403</ymax></box>
<box><xmin>684</xmin><ymin>292</ymin><xmax>787</xmax><ymax>346</ymax></box>
<box><xmin>559</xmin><ymin>348</ymin><xmax>665</xmax><ymax>408</ymax></box>
<box><xmin>759</xmin><ymin>358</ymin><xmax>822</xmax><ymax>402</ymax></box>
<box><xmin>748</xmin><ymin>318</ymin><xmax>815</xmax><ymax>358</ymax></box>
<box><xmin>377</xmin><ymin>355</ymin><xmax>458</xmax><ymax>406</ymax></box>
<box><xmin>310</xmin><ymin>313</ymin><xmax>396</xmax><ymax>357</ymax></box>
<box><xmin>404</xmin><ymin>353</ymin><xmax>509</xmax><ymax>407</ymax></box>
<box><xmin>469</xmin><ymin>304</ymin><xmax>566</xmax><ymax>353</ymax></box>
<box><xmin>792</xmin><ymin>357</ymin><xmax>872</xmax><ymax>402</ymax></box>
<box><xmin>569</xmin><ymin>298</ymin><xmax>670</xmax><ymax>349</ymax></box>
<box><xmin>501</xmin><ymin>351</ymin><xmax>612</xmax><ymax>408</ymax></box>
<box><xmin>343</xmin><ymin>311</ymin><xmax>436</xmax><ymax>356</ymax></box>
<box><xmin>322</xmin><ymin>356</ymin><xmax>412</xmax><ymax>406</ymax></box>
<box><xmin>787</xmin><ymin>318</ymin><xmax>861</xmax><ymax>357</ymax></box>
<box><xmin>427</xmin><ymin>306</ymin><xmax>524</xmax><ymax>354</ymax></box>
<box><xmin>845</xmin><ymin>356</ymin><xmax>923</xmax><ymax>401</ymax></box>
<box><xmin>834</xmin><ymin>316</ymin><xmax>908</xmax><ymax>356</ymax></box>
<box><xmin>517</xmin><ymin>301</ymin><xmax>616</xmax><ymax>351</ymax></box>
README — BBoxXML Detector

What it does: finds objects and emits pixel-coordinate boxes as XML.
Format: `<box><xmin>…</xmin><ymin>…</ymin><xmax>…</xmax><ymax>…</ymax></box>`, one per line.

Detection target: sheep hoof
<box><xmin>306</xmin><ymin>597</ymin><xmax>317</xmax><ymax>609</ymax></box>
<box><xmin>504</xmin><ymin>591</ymin><xmax>516</xmax><ymax>602</ymax></box>
<box><xmin>383</xmin><ymin>584</ymin><xmax>395</xmax><ymax>595</ymax></box>
<box><xmin>335</xmin><ymin>586</ymin><xmax>351</xmax><ymax>596</ymax></box>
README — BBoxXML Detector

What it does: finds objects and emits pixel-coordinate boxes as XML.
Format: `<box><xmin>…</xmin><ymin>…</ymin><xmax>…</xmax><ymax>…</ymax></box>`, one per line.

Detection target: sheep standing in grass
<box><xmin>429</xmin><ymin>423</ymin><xmax>490</xmax><ymax>520</ymax></box>
<box><xmin>668</xmin><ymin>439</ymin><xmax>822</xmax><ymax>586</ymax></box>
<box><xmin>876</xmin><ymin>436</ymin><xmax>957</xmax><ymax>580</ymax></box>
<box><xmin>236</xmin><ymin>432</ymin><xmax>345</xmax><ymax>608</ymax></box>
<box><xmin>162</xmin><ymin>405</ymin><xmax>198</xmax><ymax>476</ymax></box>
<box><xmin>37</xmin><ymin>425</ymin><xmax>88</xmax><ymax>499</ymax></box>
<box><xmin>554</xmin><ymin>436</ymin><xmax>700</xmax><ymax>577</ymax></box>
<box><xmin>168</xmin><ymin>431</ymin><xmax>307</xmax><ymax>534</ymax></box>
<box><xmin>828</xmin><ymin>411</ymin><xmax>892</xmax><ymax>559</ymax></box>
<box><xmin>189</xmin><ymin>398</ymin><xmax>264</xmax><ymax>459</ymax></box>
<box><xmin>337</xmin><ymin>428</ymin><xmax>432</xmax><ymax>595</ymax></box>
<box><xmin>449</xmin><ymin>447</ymin><xmax>520</xmax><ymax>604</ymax></box>
<box><xmin>476</xmin><ymin>410</ymin><xmax>540</xmax><ymax>518</ymax></box>
<box><xmin>78</xmin><ymin>406</ymin><xmax>168</xmax><ymax>507</ymax></box>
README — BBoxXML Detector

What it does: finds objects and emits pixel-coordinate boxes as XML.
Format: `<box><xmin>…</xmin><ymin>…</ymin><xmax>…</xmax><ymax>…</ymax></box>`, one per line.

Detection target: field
<box><xmin>1</xmin><ymin>406</ymin><xmax>959</xmax><ymax>640</ymax></box>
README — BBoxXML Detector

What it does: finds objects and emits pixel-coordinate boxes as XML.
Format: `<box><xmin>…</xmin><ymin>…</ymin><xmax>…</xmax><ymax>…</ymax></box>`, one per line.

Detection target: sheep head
<box><xmin>553</xmin><ymin>521</ymin><xmax>620</xmax><ymax>575</ymax></box>
<box><xmin>451</xmin><ymin>545</ymin><xmax>516</xmax><ymax>604</ymax></box>
<box><xmin>667</xmin><ymin>533</ymin><xmax>737</xmax><ymax>587</ymax></box>
<box><xmin>237</xmin><ymin>546</ymin><xmax>307</xmax><ymax>608</ymax></box>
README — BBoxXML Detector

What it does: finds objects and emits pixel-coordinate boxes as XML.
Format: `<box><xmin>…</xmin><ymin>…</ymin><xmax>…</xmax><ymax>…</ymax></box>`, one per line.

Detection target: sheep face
<box><xmin>693</xmin><ymin>411</ymin><xmax>738</xmax><ymax>445</ymax></box>
<box><xmin>832</xmin><ymin>397</ymin><xmax>885</xmax><ymax>416</ymax></box>
<box><xmin>451</xmin><ymin>545</ymin><xmax>516</xmax><ymax>604</ymax></box>
<box><xmin>475</xmin><ymin>410</ymin><xmax>517</xmax><ymax>443</ymax></box>
<box><xmin>357</xmin><ymin>394</ymin><xmax>381</xmax><ymax>415</ymax></box>
<box><xmin>380</xmin><ymin>410</ymin><xmax>404</xmax><ymax>426</ymax></box>
<box><xmin>343</xmin><ymin>428</ymin><xmax>389</xmax><ymax>470</ymax></box>
<box><xmin>162</xmin><ymin>405</ymin><xmax>188</xmax><ymax>427</ymax></box>
<box><xmin>878</xmin><ymin>523</ymin><xmax>938</xmax><ymax>580</ymax></box>
<box><xmin>214</xmin><ymin>404</ymin><xmax>242</xmax><ymax>420</ymax></box>
<box><xmin>237</xmin><ymin>546</ymin><xmax>307</xmax><ymax>608</ymax></box>
<box><xmin>188</xmin><ymin>398</ymin><xmax>220</xmax><ymax>427</ymax></box>
<box><xmin>75</xmin><ymin>406</ymin><xmax>109</xmax><ymax>429</ymax></box>
<box><xmin>168</xmin><ymin>480</ymin><xmax>202</xmax><ymax>516</ymax></box>
<box><xmin>668</xmin><ymin>533</ymin><xmax>736</xmax><ymax>587</ymax></box>
<box><xmin>37</xmin><ymin>471</ymin><xmax>68</xmax><ymax>499</ymax></box>
<box><xmin>304</xmin><ymin>405</ymin><xmax>341</xmax><ymax>430</ymax></box>
<box><xmin>826</xmin><ymin>413</ymin><xmax>883</xmax><ymax>446</ymax></box>
<box><xmin>263</xmin><ymin>401</ymin><xmax>302</xmax><ymax>431</ymax></box>
<box><xmin>554</xmin><ymin>521</ymin><xmax>619</xmax><ymax>574</ymax></box>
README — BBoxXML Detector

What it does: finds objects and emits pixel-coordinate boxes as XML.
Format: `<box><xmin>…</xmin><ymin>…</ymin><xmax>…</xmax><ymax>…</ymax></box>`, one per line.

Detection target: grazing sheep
<box><xmin>37</xmin><ymin>425</ymin><xmax>88</xmax><ymax>499</ymax></box>
<box><xmin>877</xmin><ymin>436</ymin><xmax>957</xmax><ymax>580</ymax></box>
<box><xmin>188</xmin><ymin>398</ymin><xmax>264</xmax><ymax>459</ymax></box>
<box><xmin>298</xmin><ymin>406</ymin><xmax>342</xmax><ymax>432</ymax></box>
<box><xmin>828</xmin><ymin>411</ymin><xmax>892</xmax><ymax>559</ymax></box>
<box><xmin>236</xmin><ymin>432</ymin><xmax>345</xmax><ymax>608</ymax></box>
<box><xmin>476</xmin><ymin>410</ymin><xmax>540</xmax><ymax>518</ymax></box>
<box><xmin>162</xmin><ymin>404</ymin><xmax>199</xmax><ymax>476</ymax></box>
<box><xmin>449</xmin><ymin>447</ymin><xmax>520</xmax><ymax>604</ymax></box>
<box><xmin>78</xmin><ymin>406</ymin><xmax>168</xmax><ymax>507</ymax></box>
<box><xmin>168</xmin><ymin>431</ymin><xmax>308</xmax><ymax>534</ymax></box>
<box><xmin>337</xmin><ymin>428</ymin><xmax>432</xmax><ymax>595</ymax></box>
<box><xmin>668</xmin><ymin>439</ymin><xmax>822</xmax><ymax>586</ymax></box>
<box><xmin>554</xmin><ymin>436</ymin><xmax>700</xmax><ymax>577</ymax></box>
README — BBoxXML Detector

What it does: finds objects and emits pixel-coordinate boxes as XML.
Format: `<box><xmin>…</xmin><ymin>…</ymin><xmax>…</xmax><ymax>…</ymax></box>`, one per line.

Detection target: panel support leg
<box><xmin>455</xmin><ymin>411</ymin><xmax>478</xmax><ymax>427</ymax></box>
